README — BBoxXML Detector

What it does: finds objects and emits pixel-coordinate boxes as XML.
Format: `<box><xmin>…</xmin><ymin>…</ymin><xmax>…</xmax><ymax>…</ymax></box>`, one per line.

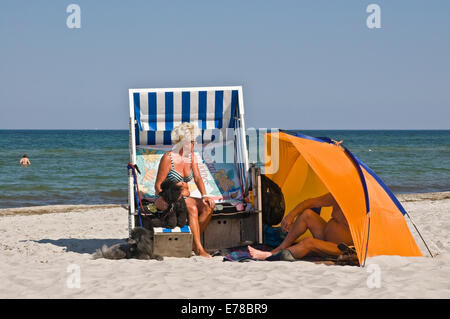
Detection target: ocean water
<box><xmin>0</xmin><ymin>130</ymin><xmax>129</xmax><ymax>209</ymax></box>
<box><xmin>0</xmin><ymin>130</ymin><xmax>449</xmax><ymax>209</ymax></box>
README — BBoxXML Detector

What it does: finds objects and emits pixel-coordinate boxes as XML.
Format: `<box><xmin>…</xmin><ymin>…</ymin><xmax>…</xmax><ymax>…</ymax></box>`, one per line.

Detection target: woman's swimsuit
<box><xmin>164</xmin><ymin>152</ymin><xmax>194</xmax><ymax>184</ymax></box>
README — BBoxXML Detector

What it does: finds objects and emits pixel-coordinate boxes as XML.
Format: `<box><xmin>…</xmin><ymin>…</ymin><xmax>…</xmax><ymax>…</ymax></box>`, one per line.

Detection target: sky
<box><xmin>0</xmin><ymin>0</ymin><xmax>449</xmax><ymax>130</ymax></box>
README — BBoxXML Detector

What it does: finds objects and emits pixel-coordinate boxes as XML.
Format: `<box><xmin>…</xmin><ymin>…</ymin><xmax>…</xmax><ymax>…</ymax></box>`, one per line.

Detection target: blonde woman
<box><xmin>154</xmin><ymin>123</ymin><xmax>215</xmax><ymax>258</ymax></box>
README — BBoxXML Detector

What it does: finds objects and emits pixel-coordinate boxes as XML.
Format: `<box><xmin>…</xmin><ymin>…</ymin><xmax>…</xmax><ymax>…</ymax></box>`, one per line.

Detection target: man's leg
<box><xmin>273</xmin><ymin>209</ymin><xmax>327</xmax><ymax>253</ymax></box>
<box><xmin>323</xmin><ymin>219</ymin><xmax>353</xmax><ymax>246</ymax></box>
<box><xmin>248</xmin><ymin>209</ymin><xmax>327</xmax><ymax>260</ymax></box>
<box><xmin>287</xmin><ymin>237</ymin><xmax>342</xmax><ymax>259</ymax></box>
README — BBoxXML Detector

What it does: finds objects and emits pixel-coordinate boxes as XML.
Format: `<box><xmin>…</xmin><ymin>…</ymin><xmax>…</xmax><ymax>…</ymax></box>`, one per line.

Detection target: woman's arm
<box><xmin>191</xmin><ymin>152</ymin><xmax>214</xmax><ymax>208</ymax></box>
<box><xmin>191</xmin><ymin>152</ymin><xmax>206</xmax><ymax>195</ymax></box>
<box><xmin>154</xmin><ymin>152</ymin><xmax>171</xmax><ymax>195</ymax></box>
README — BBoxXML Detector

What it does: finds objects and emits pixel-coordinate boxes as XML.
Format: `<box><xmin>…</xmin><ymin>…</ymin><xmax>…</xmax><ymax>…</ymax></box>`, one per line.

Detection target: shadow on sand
<box><xmin>29</xmin><ymin>238</ymin><xmax>126</xmax><ymax>254</ymax></box>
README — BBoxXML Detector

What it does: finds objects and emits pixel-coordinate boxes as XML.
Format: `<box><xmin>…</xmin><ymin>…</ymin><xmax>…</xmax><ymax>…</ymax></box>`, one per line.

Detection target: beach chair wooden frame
<box><xmin>127</xmin><ymin>86</ymin><xmax>262</xmax><ymax>250</ymax></box>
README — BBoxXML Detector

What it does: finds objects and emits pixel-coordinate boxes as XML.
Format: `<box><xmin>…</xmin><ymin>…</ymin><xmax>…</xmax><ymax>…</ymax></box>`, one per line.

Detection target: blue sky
<box><xmin>1</xmin><ymin>0</ymin><xmax>449</xmax><ymax>129</ymax></box>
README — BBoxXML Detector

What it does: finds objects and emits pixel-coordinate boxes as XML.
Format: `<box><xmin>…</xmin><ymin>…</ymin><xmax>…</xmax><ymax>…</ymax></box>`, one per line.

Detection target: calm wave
<box><xmin>0</xmin><ymin>130</ymin><xmax>449</xmax><ymax>209</ymax></box>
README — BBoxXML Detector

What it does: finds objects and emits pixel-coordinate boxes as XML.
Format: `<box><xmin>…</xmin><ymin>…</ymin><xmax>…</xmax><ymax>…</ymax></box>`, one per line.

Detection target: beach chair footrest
<box><xmin>153</xmin><ymin>226</ymin><xmax>193</xmax><ymax>258</ymax></box>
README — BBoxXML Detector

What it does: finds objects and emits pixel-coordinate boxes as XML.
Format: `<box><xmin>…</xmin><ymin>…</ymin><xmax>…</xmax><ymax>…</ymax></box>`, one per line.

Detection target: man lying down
<box><xmin>248</xmin><ymin>193</ymin><xmax>353</xmax><ymax>261</ymax></box>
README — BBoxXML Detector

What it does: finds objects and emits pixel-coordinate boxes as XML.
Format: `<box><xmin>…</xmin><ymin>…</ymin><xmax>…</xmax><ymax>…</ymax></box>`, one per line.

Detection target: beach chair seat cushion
<box><xmin>135</xmin><ymin>143</ymin><xmax>244</xmax><ymax>208</ymax></box>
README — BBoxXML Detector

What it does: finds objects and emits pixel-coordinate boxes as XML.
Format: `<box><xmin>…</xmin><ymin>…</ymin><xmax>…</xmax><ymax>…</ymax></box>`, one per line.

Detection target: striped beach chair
<box><xmin>127</xmin><ymin>86</ymin><xmax>255</xmax><ymax>249</ymax></box>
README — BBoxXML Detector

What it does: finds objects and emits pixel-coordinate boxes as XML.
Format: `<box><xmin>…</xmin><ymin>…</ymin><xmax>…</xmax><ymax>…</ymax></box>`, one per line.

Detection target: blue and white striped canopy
<box><xmin>132</xmin><ymin>88</ymin><xmax>240</xmax><ymax>145</ymax></box>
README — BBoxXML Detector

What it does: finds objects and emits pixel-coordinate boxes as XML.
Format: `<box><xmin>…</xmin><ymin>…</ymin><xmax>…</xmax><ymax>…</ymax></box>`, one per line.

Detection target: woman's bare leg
<box><xmin>185</xmin><ymin>198</ymin><xmax>210</xmax><ymax>258</ymax></box>
<box><xmin>248</xmin><ymin>209</ymin><xmax>327</xmax><ymax>260</ymax></box>
<box><xmin>197</xmin><ymin>198</ymin><xmax>214</xmax><ymax>233</ymax></box>
<box><xmin>186</xmin><ymin>197</ymin><xmax>213</xmax><ymax>233</ymax></box>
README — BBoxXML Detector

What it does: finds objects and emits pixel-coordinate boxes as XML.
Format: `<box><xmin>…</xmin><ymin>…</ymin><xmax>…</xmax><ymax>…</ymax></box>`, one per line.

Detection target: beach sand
<box><xmin>0</xmin><ymin>192</ymin><xmax>449</xmax><ymax>299</ymax></box>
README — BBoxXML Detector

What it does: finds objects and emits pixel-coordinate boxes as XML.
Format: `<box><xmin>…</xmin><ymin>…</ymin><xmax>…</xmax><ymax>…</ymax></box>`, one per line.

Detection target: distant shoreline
<box><xmin>395</xmin><ymin>191</ymin><xmax>450</xmax><ymax>202</ymax></box>
<box><xmin>1</xmin><ymin>191</ymin><xmax>448</xmax><ymax>217</ymax></box>
<box><xmin>0</xmin><ymin>204</ymin><xmax>126</xmax><ymax>217</ymax></box>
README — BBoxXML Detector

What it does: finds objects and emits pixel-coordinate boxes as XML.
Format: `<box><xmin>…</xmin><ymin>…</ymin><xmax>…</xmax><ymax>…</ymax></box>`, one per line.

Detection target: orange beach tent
<box><xmin>264</xmin><ymin>131</ymin><xmax>423</xmax><ymax>265</ymax></box>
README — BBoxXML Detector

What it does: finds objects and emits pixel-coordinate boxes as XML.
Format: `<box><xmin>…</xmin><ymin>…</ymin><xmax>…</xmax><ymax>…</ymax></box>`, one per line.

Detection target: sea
<box><xmin>0</xmin><ymin>130</ymin><xmax>449</xmax><ymax>209</ymax></box>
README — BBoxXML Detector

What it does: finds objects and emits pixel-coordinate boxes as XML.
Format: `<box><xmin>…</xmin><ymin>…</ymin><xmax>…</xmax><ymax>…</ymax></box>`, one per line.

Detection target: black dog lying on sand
<box><xmin>142</xmin><ymin>179</ymin><xmax>188</xmax><ymax>229</ymax></box>
<box><xmin>92</xmin><ymin>227</ymin><xmax>163</xmax><ymax>260</ymax></box>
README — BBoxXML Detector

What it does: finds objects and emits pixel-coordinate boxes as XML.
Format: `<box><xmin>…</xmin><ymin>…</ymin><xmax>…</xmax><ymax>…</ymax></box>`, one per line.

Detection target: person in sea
<box><xmin>248</xmin><ymin>192</ymin><xmax>353</xmax><ymax>261</ymax></box>
<box><xmin>19</xmin><ymin>154</ymin><xmax>31</xmax><ymax>166</ymax></box>
<box><xmin>154</xmin><ymin>122</ymin><xmax>215</xmax><ymax>258</ymax></box>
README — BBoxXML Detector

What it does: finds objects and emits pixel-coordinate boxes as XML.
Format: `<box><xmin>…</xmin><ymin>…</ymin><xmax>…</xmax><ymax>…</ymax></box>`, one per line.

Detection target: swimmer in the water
<box><xmin>19</xmin><ymin>154</ymin><xmax>31</xmax><ymax>166</ymax></box>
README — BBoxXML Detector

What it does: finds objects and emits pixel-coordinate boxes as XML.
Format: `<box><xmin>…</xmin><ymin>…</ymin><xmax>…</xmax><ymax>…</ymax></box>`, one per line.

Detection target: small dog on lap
<box><xmin>144</xmin><ymin>179</ymin><xmax>188</xmax><ymax>229</ymax></box>
<box><xmin>92</xmin><ymin>227</ymin><xmax>163</xmax><ymax>261</ymax></box>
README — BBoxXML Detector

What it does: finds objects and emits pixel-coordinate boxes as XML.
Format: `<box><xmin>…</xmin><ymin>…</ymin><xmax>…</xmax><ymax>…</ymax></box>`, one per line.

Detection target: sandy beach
<box><xmin>0</xmin><ymin>192</ymin><xmax>449</xmax><ymax>299</ymax></box>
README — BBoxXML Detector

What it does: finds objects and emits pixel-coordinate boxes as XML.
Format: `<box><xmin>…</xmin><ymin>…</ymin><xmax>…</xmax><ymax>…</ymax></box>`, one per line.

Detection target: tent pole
<box><xmin>362</xmin><ymin>212</ymin><xmax>371</xmax><ymax>267</ymax></box>
<box><xmin>405</xmin><ymin>212</ymin><xmax>434</xmax><ymax>258</ymax></box>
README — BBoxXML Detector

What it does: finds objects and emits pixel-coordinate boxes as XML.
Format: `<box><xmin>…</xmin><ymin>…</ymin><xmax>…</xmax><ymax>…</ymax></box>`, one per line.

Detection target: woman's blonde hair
<box><xmin>171</xmin><ymin>122</ymin><xmax>198</xmax><ymax>144</ymax></box>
